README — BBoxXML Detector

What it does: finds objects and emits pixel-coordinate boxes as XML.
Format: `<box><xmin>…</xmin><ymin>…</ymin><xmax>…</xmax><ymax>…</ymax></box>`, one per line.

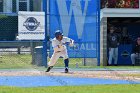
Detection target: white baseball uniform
<box><xmin>48</xmin><ymin>37</ymin><xmax>74</xmax><ymax>66</ymax></box>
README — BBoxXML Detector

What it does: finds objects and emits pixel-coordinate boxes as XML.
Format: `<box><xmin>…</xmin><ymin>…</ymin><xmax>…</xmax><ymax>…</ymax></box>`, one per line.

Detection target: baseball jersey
<box><xmin>107</xmin><ymin>33</ymin><xmax>120</xmax><ymax>48</ymax></box>
<box><xmin>51</xmin><ymin>37</ymin><xmax>74</xmax><ymax>52</ymax></box>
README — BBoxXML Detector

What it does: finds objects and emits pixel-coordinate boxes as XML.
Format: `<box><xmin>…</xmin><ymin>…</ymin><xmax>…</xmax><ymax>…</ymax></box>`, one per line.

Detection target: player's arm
<box><xmin>62</xmin><ymin>37</ymin><xmax>74</xmax><ymax>45</ymax></box>
<box><xmin>69</xmin><ymin>39</ymin><xmax>74</xmax><ymax>46</ymax></box>
<box><xmin>66</xmin><ymin>37</ymin><xmax>74</xmax><ymax>46</ymax></box>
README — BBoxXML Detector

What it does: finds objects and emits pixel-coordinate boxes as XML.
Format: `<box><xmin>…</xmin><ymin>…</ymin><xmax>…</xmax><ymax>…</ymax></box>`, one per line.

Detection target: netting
<box><xmin>0</xmin><ymin>0</ymin><xmax>44</xmax><ymax>69</ymax></box>
<box><xmin>0</xmin><ymin>0</ymin><xmax>100</xmax><ymax>69</ymax></box>
<box><xmin>47</xmin><ymin>0</ymin><xmax>100</xmax><ymax>68</ymax></box>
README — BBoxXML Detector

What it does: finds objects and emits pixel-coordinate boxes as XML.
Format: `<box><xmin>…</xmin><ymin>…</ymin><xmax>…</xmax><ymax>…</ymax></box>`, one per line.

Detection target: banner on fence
<box><xmin>49</xmin><ymin>0</ymin><xmax>99</xmax><ymax>58</ymax></box>
<box><xmin>18</xmin><ymin>11</ymin><xmax>45</xmax><ymax>40</ymax></box>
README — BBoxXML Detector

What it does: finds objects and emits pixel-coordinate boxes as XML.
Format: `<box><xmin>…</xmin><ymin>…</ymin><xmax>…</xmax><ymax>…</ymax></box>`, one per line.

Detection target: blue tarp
<box><xmin>0</xmin><ymin>76</ymin><xmax>139</xmax><ymax>87</ymax></box>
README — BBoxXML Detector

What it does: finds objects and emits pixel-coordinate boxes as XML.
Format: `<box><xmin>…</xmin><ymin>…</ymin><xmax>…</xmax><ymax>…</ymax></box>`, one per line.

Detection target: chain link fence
<box><xmin>0</xmin><ymin>0</ymin><xmax>45</xmax><ymax>69</ymax></box>
<box><xmin>0</xmin><ymin>0</ymin><xmax>42</xmax><ymax>13</ymax></box>
<box><xmin>47</xmin><ymin>41</ymin><xmax>98</xmax><ymax>68</ymax></box>
<box><xmin>0</xmin><ymin>0</ymin><xmax>98</xmax><ymax>69</ymax></box>
<box><xmin>0</xmin><ymin>47</ymin><xmax>32</xmax><ymax>69</ymax></box>
<box><xmin>0</xmin><ymin>41</ymin><xmax>43</xmax><ymax>69</ymax></box>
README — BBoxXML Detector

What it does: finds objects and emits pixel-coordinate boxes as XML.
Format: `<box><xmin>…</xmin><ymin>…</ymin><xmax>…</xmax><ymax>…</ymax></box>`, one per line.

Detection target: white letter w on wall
<box><xmin>56</xmin><ymin>0</ymin><xmax>91</xmax><ymax>39</ymax></box>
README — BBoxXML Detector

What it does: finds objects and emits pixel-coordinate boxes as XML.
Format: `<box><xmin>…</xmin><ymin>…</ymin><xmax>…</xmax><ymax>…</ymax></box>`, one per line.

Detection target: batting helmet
<box><xmin>55</xmin><ymin>30</ymin><xmax>63</xmax><ymax>38</ymax></box>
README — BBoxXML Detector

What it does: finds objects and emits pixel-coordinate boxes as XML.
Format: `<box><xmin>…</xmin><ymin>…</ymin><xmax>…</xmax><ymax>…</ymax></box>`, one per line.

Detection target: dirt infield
<box><xmin>0</xmin><ymin>69</ymin><xmax>140</xmax><ymax>82</ymax></box>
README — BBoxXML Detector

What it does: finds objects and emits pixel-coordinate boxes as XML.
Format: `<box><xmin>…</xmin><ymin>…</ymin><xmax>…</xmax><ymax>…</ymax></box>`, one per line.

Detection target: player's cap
<box><xmin>55</xmin><ymin>30</ymin><xmax>63</xmax><ymax>38</ymax></box>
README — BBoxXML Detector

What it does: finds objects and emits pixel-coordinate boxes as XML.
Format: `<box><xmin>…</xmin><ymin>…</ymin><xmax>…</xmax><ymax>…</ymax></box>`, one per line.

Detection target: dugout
<box><xmin>108</xmin><ymin>17</ymin><xmax>140</xmax><ymax>65</ymax></box>
<box><xmin>101</xmin><ymin>8</ymin><xmax>140</xmax><ymax>66</ymax></box>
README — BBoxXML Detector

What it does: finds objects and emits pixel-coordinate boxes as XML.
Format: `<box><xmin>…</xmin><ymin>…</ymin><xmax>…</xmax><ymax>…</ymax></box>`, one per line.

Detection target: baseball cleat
<box><xmin>45</xmin><ymin>66</ymin><xmax>53</xmax><ymax>72</ymax></box>
<box><xmin>65</xmin><ymin>67</ymin><xmax>69</xmax><ymax>73</ymax></box>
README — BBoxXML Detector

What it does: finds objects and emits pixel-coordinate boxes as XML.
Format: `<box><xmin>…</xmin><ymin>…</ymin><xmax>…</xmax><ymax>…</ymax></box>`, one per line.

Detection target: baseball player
<box><xmin>107</xmin><ymin>26</ymin><xmax>120</xmax><ymax>66</ymax></box>
<box><xmin>131</xmin><ymin>37</ymin><xmax>140</xmax><ymax>66</ymax></box>
<box><xmin>46</xmin><ymin>30</ymin><xmax>74</xmax><ymax>73</ymax></box>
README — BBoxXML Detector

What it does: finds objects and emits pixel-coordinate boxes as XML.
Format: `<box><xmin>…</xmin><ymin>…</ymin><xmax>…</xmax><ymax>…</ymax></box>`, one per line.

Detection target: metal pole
<box><xmin>27</xmin><ymin>0</ymin><xmax>30</xmax><ymax>11</ymax></box>
<box><xmin>17</xmin><ymin>47</ymin><xmax>20</xmax><ymax>54</ymax></box>
<box><xmin>43</xmin><ymin>0</ymin><xmax>48</xmax><ymax>67</ymax></box>
<box><xmin>139</xmin><ymin>0</ymin><xmax>140</xmax><ymax>9</ymax></box>
<box><xmin>97</xmin><ymin>0</ymin><xmax>100</xmax><ymax>66</ymax></box>
<box><xmin>31</xmin><ymin>40</ymin><xmax>35</xmax><ymax>65</ymax></box>
<box><xmin>16</xmin><ymin>0</ymin><xmax>19</xmax><ymax>12</ymax></box>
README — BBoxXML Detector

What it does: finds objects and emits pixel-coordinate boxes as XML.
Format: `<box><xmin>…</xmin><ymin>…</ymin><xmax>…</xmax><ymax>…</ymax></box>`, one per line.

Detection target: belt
<box><xmin>55</xmin><ymin>51</ymin><xmax>61</xmax><ymax>53</ymax></box>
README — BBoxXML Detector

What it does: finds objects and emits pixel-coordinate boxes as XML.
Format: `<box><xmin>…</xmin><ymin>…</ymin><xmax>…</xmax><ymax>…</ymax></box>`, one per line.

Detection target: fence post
<box><xmin>97</xmin><ymin>0</ymin><xmax>100</xmax><ymax>66</ymax></box>
<box><xmin>17</xmin><ymin>47</ymin><xmax>20</xmax><ymax>54</ymax></box>
<box><xmin>42</xmin><ymin>0</ymin><xmax>48</xmax><ymax>67</ymax></box>
<box><xmin>30</xmin><ymin>41</ymin><xmax>35</xmax><ymax>65</ymax></box>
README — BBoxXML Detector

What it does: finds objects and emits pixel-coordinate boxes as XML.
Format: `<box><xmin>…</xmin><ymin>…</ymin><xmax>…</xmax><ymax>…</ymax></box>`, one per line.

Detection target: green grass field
<box><xmin>0</xmin><ymin>84</ymin><xmax>140</xmax><ymax>93</ymax></box>
<box><xmin>0</xmin><ymin>54</ymin><xmax>140</xmax><ymax>93</ymax></box>
<box><xmin>0</xmin><ymin>54</ymin><xmax>33</xmax><ymax>69</ymax></box>
<box><xmin>0</xmin><ymin>54</ymin><xmax>84</xmax><ymax>69</ymax></box>
<box><xmin>0</xmin><ymin>15</ymin><xmax>7</xmax><ymax>19</ymax></box>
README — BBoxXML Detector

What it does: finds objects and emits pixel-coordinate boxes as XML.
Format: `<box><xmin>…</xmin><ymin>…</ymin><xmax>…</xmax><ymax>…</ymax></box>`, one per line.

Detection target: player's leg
<box><xmin>108</xmin><ymin>48</ymin><xmax>114</xmax><ymax>65</ymax></box>
<box><xmin>61</xmin><ymin>50</ymin><xmax>69</xmax><ymax>73</ymax></box>
<box><xmin>46</xmin><ymin>66</ymin><xmax>53</xmax><ymax>72</ymax></box>
<box><xmin>46</xmin><ymin>52</ymin><xmax>60</xmax><ymax>72</ymax></box>
<box><xmin>64</xmin><ymin>58</ymin><xmax>69</xmax><ymax>68</ymax></box>
<box><xmin>131</xmin><ymin>53</ymin><xmax>137</xmax><ymax>66</ymax></box>
<box><xmin>64</xmin><ymin>58</ymin><xmax>69</xmax><ymax>73</ymax></box>
<box><xmin>113</xmin><ymin>47</ymin><xmax>118</xmax><ymax>66</ymax></box>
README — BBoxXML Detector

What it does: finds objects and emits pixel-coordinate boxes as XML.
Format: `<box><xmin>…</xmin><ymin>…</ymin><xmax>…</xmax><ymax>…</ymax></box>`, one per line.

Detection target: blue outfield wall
<box><xmin>49</xmin><ymin>0</ymin><xmax>99</xmax><ymax>58</ymax></box>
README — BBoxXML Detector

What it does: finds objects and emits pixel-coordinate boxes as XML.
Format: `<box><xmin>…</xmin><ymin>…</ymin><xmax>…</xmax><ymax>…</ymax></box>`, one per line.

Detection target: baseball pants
<box><xmin>48</xmin><ymin>49</ymin><xmax>68</xmax><ymax>66</ymax></box>
<box><xmin>131</xmin><ymin>53</ymin><xmax>140</xmax><ymax>65</ymax></box>
<box><xmin>108</xmin><ymin>47</ymin><xmax>118</xmax><ymax>65</ymax></box>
